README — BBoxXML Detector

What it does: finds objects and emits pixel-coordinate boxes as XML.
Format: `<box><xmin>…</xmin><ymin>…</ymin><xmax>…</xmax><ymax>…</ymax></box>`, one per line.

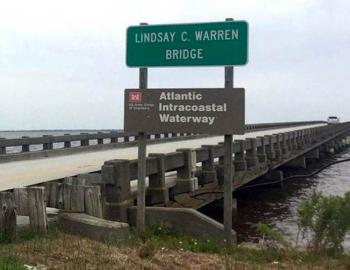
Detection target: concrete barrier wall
<box><xmin>101</xmin><ymin>122</ymin><xmax>350</xmax><ymax>221</ymax></box>
<box><xmin>0</xmin><ymin>121</ymin><xmax>325</xmax><ymax>157</ymax></box>
<box><xmin>128</xmin><ymin>206</ymin><xmax>236</xmax><ymax>244</ymax></box>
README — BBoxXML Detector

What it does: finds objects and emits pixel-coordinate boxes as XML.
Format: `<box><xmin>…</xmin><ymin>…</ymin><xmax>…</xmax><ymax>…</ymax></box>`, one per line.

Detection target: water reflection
<box><xmin>202</xmin><ymin>150</ymin><xmax>350</xmax><ymax>247</ymax></box>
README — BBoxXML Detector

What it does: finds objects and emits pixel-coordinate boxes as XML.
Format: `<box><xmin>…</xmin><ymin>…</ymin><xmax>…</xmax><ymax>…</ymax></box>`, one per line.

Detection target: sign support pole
<box><xmin>223</xmin><ymin>18</ymin><xmax>234</xmax><ymax>245</ymax></box>
<box><xmin>137</xmin><ymin>23</ymin><xmax>148</xmax><ymax>236</ymax></box>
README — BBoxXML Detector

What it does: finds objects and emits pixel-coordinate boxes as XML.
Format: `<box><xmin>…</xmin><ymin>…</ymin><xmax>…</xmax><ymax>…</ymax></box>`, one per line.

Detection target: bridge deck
<box><xmin>0</xmin><ymin>124</ymin><xmax>324</xmax><ymax>191</ymax></box>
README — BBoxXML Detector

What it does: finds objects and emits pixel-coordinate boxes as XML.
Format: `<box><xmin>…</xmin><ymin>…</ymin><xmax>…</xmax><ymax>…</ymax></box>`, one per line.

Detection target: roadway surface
<box><xmin>0</xmin><ymin>124</ymin><xmax>325</xmax><ymax>191</ymax></box>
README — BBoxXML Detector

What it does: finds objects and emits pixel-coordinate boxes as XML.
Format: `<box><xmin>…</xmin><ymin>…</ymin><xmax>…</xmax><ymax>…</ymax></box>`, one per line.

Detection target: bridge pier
<box><xmin>305</xmin><ymin>149</ymin><xmax>320</xmax><ymax>160</ymax></box>
<box><xmin>147</xmin><ymin>154</ymin><xmax>169</xmax><ymax>206</ymax></box>
<box><xmin>284</xmin><ymin>156</ymin><xmax>307</xmax><ymax>169</ymax></box>
<box><xmin>174</xmin><ymin>149</ymin><xmax>198</xmax><ymax>194</ymax></box>
<box><xmin>102</xmin><ymin>159</ymin><xmax>133</xmax><ymax>222</ymax></box>
<box><xmin>265</xmin><ymin>170</ymin><xmax>284</xmax><ymax>186</ymax></box>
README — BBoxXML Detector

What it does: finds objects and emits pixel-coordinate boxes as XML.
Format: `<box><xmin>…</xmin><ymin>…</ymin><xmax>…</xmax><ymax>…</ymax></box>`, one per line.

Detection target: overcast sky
<box><xmin>0</xmin><ymin>0</ymin><xmax>349</xmax><ymax>130</ymax></box>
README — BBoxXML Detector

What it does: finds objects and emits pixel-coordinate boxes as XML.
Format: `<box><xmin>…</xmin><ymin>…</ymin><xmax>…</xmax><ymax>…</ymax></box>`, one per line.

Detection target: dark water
<box><xmin>202</xmin><ymin>149</ymin><xmax>350</xmax><ymax>248</ymax></box>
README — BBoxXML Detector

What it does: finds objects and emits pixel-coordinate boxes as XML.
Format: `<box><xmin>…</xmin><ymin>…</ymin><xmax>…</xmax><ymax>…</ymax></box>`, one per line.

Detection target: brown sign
<box><xmin>124</xmin><ymin>88</ymin><xmax>245</xmax><ymax>135</ymax></box>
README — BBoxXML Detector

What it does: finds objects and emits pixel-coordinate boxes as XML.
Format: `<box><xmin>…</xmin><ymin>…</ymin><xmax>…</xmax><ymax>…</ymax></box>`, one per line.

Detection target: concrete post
<box><xmin>234</xmin><ymin>140</ymin><xmax>247</xmax><ymax>172</ymax></box>
<box><xmin>97</xmin><ymin>132</ymin><xmax>103</xmax><ymax>145</ymax></box>
<box><xmin>291</xmin><ymin>131</ymin><xmax>298</xmax><ymax>150</ymax></box>
<box><xmin>265</xmin><ymin>135</ymin><xmax>276</xmax><ymax>162</ymax></box>
<box><xmin>273</xmin><ymin>134</ymin><xmax>282</xmax><ymax>161</ymax></box>
<box><xmin>101</xmin><ymin>159</ymin><xmax>133</xmax><ymax>222</ymax></box>
<box><xmin>80</xmin><ymin>133</ymin><xmax>89</xmax><ymax>147</ymax></box>
<box><xmin>0</xmin><ymin>138</ymin><xmax>6</xmax><ymax>155</ymax></box>
<box><xmin>296</xmin><ymin>130</ymin><xmax>304</xmax><ymax>150</ymax></box>
<box><xmin>201</xmin><ymin>145</ymin><xmax>218</xmax><ymax>185</ymax></box>
<box><xmin>256</xmin><ymin>136</ymin><xmax>267</xmax><ymax>164</ymax></box>
<box><xmin>217</xmin><ymin>153</ymin><xmax>225</xmax><ymax>186</ymax></box>
<box><xmin>286</xmin><ymin>132</ymin><xmax>293</xmax><ymax>152</ymax></box>
<box><xmin>63</xmin><ymin>134</ymin><xmax>71</xmax><ymax>148</ymax></box>
<box><xmin>43</xmin><ymin>135</ymin><xmax>53</xmax><ymax>150</ymax></box>
<box><xmin>175</xmin><ymin>149</ymin><xmax>198</xmax><ymax>194</ymax></box>
<box><xmin>148</xmin><ymin>153</ymin><xmax>169</xmax><ymax>205</ymax></box>
<box><xmin>21</xmin><ymin>136</ymin><xmax>30</xmax><ymax>152</ymax></box>
<box><xmin>280</xmin><ymin>133</ymin><xmax>290</xmax><ymax>159</ymax></box>
<box><xmin>97</xmin><ymin>138</ymin><xmax>104</xmax><ymax>144</ymax></box>
<box><xmin>245</xmin><ymin>138</ymin><xmax>259</xmax><ymax>170</ymax></box>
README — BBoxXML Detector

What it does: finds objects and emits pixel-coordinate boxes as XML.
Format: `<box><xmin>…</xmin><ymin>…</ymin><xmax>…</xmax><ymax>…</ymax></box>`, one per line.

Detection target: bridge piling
<box><xmin>285</xmin><ymin>156</ymin><xmax>307</xmax><ymax>169</ymax></box>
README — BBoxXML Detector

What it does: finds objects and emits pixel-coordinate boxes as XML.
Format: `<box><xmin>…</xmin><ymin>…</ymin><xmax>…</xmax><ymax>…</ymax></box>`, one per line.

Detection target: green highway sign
<box><xmin>126</xmin><ymin>21</ymin><xmax>248</xmax><ymax>67</ymax></box>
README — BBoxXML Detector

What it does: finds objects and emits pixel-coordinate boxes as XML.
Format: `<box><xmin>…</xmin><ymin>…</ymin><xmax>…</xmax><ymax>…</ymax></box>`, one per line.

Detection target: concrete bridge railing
<box><xmin>101</xmin><ymin>122</ymin><xmax>350</xmax><ymax>222</ymax></box>
<box><xmin>0</xmin><ymin>121</ymin><xmax>324</xmax><ymax>158</ymax></box>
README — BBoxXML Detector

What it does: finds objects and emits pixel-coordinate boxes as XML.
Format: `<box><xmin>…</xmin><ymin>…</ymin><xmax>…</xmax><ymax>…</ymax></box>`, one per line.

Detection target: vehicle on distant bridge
<box><xmin>327</xmin><ymin>116</ymin><xmax>340</xmax><ymax>124</ymax></box>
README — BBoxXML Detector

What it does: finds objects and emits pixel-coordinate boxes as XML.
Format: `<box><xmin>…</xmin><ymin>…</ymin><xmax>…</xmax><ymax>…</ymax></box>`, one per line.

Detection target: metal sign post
<box><xmin>136</xmin><ymin>23</ymin><xmax>148</xmax><ymax>236</ymax></box>
<box><xmin>223</xmin><ymin>18</ymin><xmax>234</xmax><ymax>245</ymax></box>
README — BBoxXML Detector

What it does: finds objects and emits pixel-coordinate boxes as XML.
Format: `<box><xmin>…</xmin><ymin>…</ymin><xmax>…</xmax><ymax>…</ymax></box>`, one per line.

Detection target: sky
<box><xmin>0</xmin><ymin>0</ymin><xmax>349</xmax><ymax>130</ymax></box>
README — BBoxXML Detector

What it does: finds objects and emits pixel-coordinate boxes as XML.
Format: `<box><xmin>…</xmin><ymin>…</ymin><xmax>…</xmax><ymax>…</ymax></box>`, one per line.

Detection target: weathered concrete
<box><xmin>60</xmin><ymin>212</ymin><xmax>130</xmax><ymax>242</ymax></box>
<box><xmin>147</xmin><ymin>153</ymin><xmax>169</xmax><ymax>205</ymax></box>
<box><xmin>128</xmin><ymin>206</ymin><xmax>236</xmax><ymax>244</ymax></box>
<box><xmin>174</xmin><ymin>149</ymin><xmax>198</xmax><ymax>194</ymax></box>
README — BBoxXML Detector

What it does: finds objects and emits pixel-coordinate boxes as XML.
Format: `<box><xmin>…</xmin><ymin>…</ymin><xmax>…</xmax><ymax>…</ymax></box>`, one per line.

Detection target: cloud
<box><xmin>0</xmin><ymin>0</ymin><xmax>349</xmax><ymax>129</ymax></box>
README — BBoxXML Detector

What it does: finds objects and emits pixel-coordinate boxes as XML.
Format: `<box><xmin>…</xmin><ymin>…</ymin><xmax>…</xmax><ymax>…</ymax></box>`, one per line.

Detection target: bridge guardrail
<box><xmin>100</xmin><ymin>122</ymin><xmax>350</xmax><ymax>220</ymax></box>
<box><xmin>0</xmin><ymin>121</ymin><xmax>325</xmax><ymax>156</ymax></box>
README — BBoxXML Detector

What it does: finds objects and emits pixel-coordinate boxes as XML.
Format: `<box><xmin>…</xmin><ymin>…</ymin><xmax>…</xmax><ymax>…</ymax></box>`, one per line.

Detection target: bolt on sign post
<box><xmin>125</xmin><ymin>19</ymin><xmax>248</xmax><ymax>241</ymax></box>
